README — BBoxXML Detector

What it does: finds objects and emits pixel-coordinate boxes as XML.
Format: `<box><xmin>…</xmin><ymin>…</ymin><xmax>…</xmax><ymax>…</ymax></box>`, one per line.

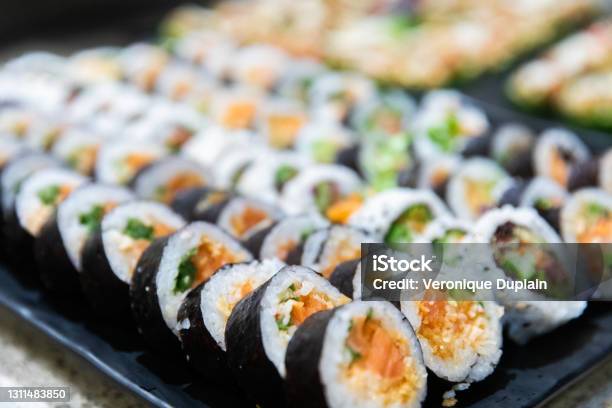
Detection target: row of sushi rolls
<box><xmin>0</xmin><ymin>2</ymin><xmax>610</xmax><ymax>407</ymax></box>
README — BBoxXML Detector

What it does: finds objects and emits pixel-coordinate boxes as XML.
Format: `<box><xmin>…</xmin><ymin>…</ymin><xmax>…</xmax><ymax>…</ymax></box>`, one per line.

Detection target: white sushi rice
<box><xmin>280</xmin><ymin>164</ymin><xmax>362</xmax><ymax>215</ymax></box>
<box><xmin>418</xmin><ymin>216</ymin><xmax>473</xmax><ymax>243</ymax></box>
<box><xmin>16</xmin><ymin>168</ymin><xmax>87</xmax><ymax>236</ymax></box>
<box><xmin>57</xmin><ymin>183</ymin><xmax>134</xmax><ymax>271</ymax></box>
<box><xmin>156</xmin><ymin>221</ymin><xmax>252</xmax><ymax>334</ymax></box>
<box><xmin>259</xmin><ymin>213</ymin><xmax>329</xmax><ymax>260</ymax></box>
<box><xmin>229</xmin><ymin>45</ymin><xmax>289</xmax><ymax>90</ymax></box>
<box><xmin>182</xmin><ymin>126</ymin><xmax>253</xmax><ymax>168</ymax></box>
<box><xmin>102</xmin><ymin>201</ymin><xmax>185</xmax><ymax>283</ymax></box>
<box><xmin>1</xmin><ymin>153</ymin><xmax>59</xmax><ymax>218</ymax></box>
<box><xmin>200</xmin><ymin>259</ymin><xmax>284</xmax><ymax>351</ymax></box>
<box><xmin>95</xmin><ymin>140</ymin><xmax>166</xmax><ymax>185</ymax></box>
<box><xmin>599</xmin><ymin>150</ymin><xmax>612</xmax><ymax>194</ymax></box>
<box><xmin>321</xmin><ymin>301</ymin><xmax>428</xmax><ymax>408</ymax></box>
<box><xmin>213</xmin><ymin>144</ymin><xmax>268</xmax><ymax>189</ymax></box>
<box><xmin>520</xmin><ymin>177</ymin><xmax>568</xmax><ymax>208</ymax></box>
<box><xmin>348</xmin><ymin>188</ymin><xmax>451</xmax><ymax>240</ymax></box>
<box><xmin>51</xmin><ymin>129</ymin><xmax>102</xmax><ymax>174</ymax></box>
<box><xmin>446</xmin><ymin>158</ymin><xmax>512</xmax><ymax>221</ymax></box>
<box><xmin>260</xmin><ymin>266</ymin><xmax>348</xmax><ymax>377</ymax></box>
<box><xmin>0</xmin><ymin>138</ymin><xmax>25</xmax><ymax>168</ymax></box>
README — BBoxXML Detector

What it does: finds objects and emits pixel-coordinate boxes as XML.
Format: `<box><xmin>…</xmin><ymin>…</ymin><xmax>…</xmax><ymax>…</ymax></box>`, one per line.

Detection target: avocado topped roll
<box><xmin>447</xmin><ymin>158</ymin><xmax>512</xmax><ymax>221</ymax></box>
<box><xmin>474</xmin><ymin>206</ymin><xmax>587</xmax><ymax>343</ymax></box>
<box><xmin>225</xmin><ymin>265</ymin><xmax>350</xmax><ymax>407</ymax></box>
<box><xmin>401</xmin><ymin>300</ymin><xmax>503</xmax><ymax>383</ymax></box>
<box><xmin>131</xmin><ymin>221</ymin><xmax>252</xmax><ymax>355</ymax></box>
<box><xmin>281</xmin><ymin>164</ymin><xmax>362</xmax><ymax>217</ymax></box>
<box><xmin>560</xmin><ymin>188</ymin><xmax>612</xmax><ymax>243</ymax></box>
<box><xmin>177</xmin><ymin>259</ymin><xmax>284</xmax><ymax>377</ymax></box>
<box><xmin>81</xmin><ymin>201</ymin><xmax>185</xmax><ymax>320</ymax></box>
<box><xmin>349</xmin><ymin>188</ymin><xmax>450</xmax><ymax>244</ymax></box>
<box><xmin>533</xmin><ymin>128</ymin><xmax>590</xmax><ymax>188</ymax></box>
<box><xmin>285</xmin><ymin>301</ymin><xmax>428</xmax><ymax>408</ymax></box>
<box><xmin>95</xmin><ymin>140</ymin><xmax>166</xmax><ymax>185</ymax></box>
<box><xmin>130</xmin><ymin>157</ymin><xmax>211</xmax><ymax>204</ymax></box>
<box><xmin>244</xmin><ymin>213</ymin><xmax>329</xmax><ymax>262</ymax></box>
<box><xmin>35</xmin><ymin>183</ymin><xmax>134</xmax><ymax>294</ymax></box>
<box><xmin>299</xmin><ymin>225</ymin><xmax>376</xmax><ymax>279</ymax></box>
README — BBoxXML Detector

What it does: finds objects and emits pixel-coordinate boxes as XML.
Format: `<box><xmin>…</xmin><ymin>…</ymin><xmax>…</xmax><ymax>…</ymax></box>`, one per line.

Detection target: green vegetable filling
<box><xmin>274</xmin><ymin>165</ymin><xmax>298</xmax><ymax>191</ymax></box>
<box><xmin>313</xmin><ymin>182</ymin><xmax>338</xmax><ymax>213</ymax></box>
<box><xmin>311</xmin><ymin>139</ymin><xmax>338</xmax><ymax>163</ymax></box>
<box><xmin>174</xmin><ymin>247</ymin><xmax>197</xmax><ymax>293</ymax></box>
<box><xmin>384</xmin><ymin>204</ymin><xmax>433</xmax><ymax>244</ymax></box>
<box><xmin>427</xmin><ymin>113</ymin><xmax>461</xmax><ymax>152</ymax></box>
<box><xmin>79</xmin><ymin>205</ymin><xmax>105</xmax><ymax>233</ymax></box>
<box><xmin>123</xmin><ymin>218</ymin><xmax>154</xmax><ymax>241</ymax></box>
<box><xmin>37</xmin><ymin>185</ymin><xmax>61</xmax><ymax>206</ymax></box>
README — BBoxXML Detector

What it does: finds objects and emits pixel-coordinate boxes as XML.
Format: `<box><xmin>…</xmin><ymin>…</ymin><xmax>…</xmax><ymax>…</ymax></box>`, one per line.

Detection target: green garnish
<box><xmin>276</xmin><ymin>316</ymin><xmax>291</xmax><ymax>331</ymax></box>
<box><xmin>79</xmin><ymin>205</ymin><xmax>105</xmax><ymax>233</ymax></box>
<box><xmin>534</xmin><ymin>198</ymin><xmax>554</xmax><ymax>211</ymax></box>
<box><xmin>427</xmin><ymin>113</ymin><xmax>461</xmax><ymax>152</ymax></box>
<box><xmin>366</xmin><ymin>308</ymin><xmax>374</xmax><ymax>321</ymax></box>
<box><xmin>347</xmin><ymin>346</ymin><xmax>362</xmax><ymax>363</ymax></box>
<box><xmin>311</xmin><ymin>139</ymin><xmax>338</xmax><ymax>163</ymax></box>
<box><xmin>123</xmin><ymin>218</ymin><xmax>155</xmax><ymax>241</ymax></box>
<box><xmin>173</xmin><ymin>247</ymin><xmax>197</xmax><ymax>293</ymax></box>
<box><xmin>388</xmin><ymin>15</ymin><xmax>421</xmax><ymax>37</ymax></box>
<box><xmin>274</xmin><ymin>165</ymin><xmax>298</xmax><ymax>191</ymax></box>
<box><xmin>585</xmin><ymin>203</ymin><xmax>609</xmax><ymax>221</ymax></box>
<box><xmin>288</xmin><ymin>283</ymin><xmax>296</xmax><ymax>291</ymax></box>
<box><xmin>37</xmin><ymin>185</ymin><xmax>61</xmax><ymax>206</ymax></box>
<box><xmin>299</xmin><ymin>227</ymin><xmax>314</xmax><ymax>242</ymax></box>
<box><xmin>313</xmin><ymin>182</ymin><xmax>336</xmax><ymax>213</ymax></box>
<box><xmin>384</xmin><ymin>204</ymin><xmax>433</xmax><ymax>244</ymax></box>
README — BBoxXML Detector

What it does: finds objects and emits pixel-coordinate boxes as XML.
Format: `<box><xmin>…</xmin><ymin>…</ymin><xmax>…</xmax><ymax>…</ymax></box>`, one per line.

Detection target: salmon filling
<box><xmin>174</xmin><ymin>238</ymin><xmax>246</xmax><ymax>293</ymax></box>
<box><xmin>417</xmin><ymin>301</ymin><xmax>488</xmax><ymax>361</ymax></box>
<box><xmin>325</xmin><ymin>193</ymin><xmax>363</xmax><ymax>224</ymax></box>
<box><xmin>275</xmin><ymin>283</ymin><xmax>348</xmax><ymax>333</ymax></box>
<box><xmin>221</xmin><ymin>102</ymin><xmax>256</xmax><ymax>130</ymax></box>
<box><xmin>229</xmin><ymin>207</ymin><xmax>270</xmax><ymax>238</ymax></box>
<box><xmin>267</xmin><ymin>114</ymin><xmax>306</xmax><ymax>149</ymax></box>
<box><xmin>576</xmin><ymin>203</ymin><xmax>612</xmax><ymax>243</ymax></box>
<box><xmin>122</xmin><ymin>218</ymin><xmax>176</xmax><ymax>277</ymax></box>
<box><xmin>343</xmin><ymin>313</ymin><xmax>422</xmax><ymax>406</ymax></box>
<box><xmin>156</xmin><ymin>172</ymin><xmax>206</xmax><ymax>204</ymax></box>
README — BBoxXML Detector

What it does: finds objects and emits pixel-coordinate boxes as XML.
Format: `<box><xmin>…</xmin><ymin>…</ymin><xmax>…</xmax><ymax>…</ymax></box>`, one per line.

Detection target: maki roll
<box><xmin>349</xmin><ymin>188</ymin><xmax>450</xmax><ymax>244</ymax></box>
<box><xmin>328</xmin><ymin>260</ymin><xmax>361</xmax><ymax>299</ymax></box>
<box><xmin>359</xmin><ymin>132</ymin><xmax>415</xmax><ymax>191</ymax></box>
<box><xmin>214</xmin><ymin>197</ymin><xmax>282</xmax><ymax>241</ymax></box>
<box><xmin>35</xmin><ymin>184</ymin><xmax>134</xmax><ymax>294</ymax></box>
<box><xmin>225</xmin><ymin>265</ymin><xmax>350</xmax><ymax>407</ymax></box>
<box><xmin>298</xmin><ymin>225</ymin><xmax>375</xmax><ymax>279</ymax></box>
<box><xmin>533</xmin><ymin>128</ymin><xmax>590</xmax><ymax>188</ymax></box>
<box><xmin>10</xmin><ymin>168</ymin><xmax>86</xmax><ymax>264</ymax></box>
<box><xmin>130</xmin><ymin>157</ymin><xmax>211</xmax><ymax>204</ymax></box>
<box><xmin>119</xmin><ymin>43</ymin><xmax>169</xmax><ymax>92</ymax></box>
<box><xmin>244</xmin><ymin>213</ymin><xmax>329</xmax><ymax>262</ymax></box>
<box><xmin>285</xmin><ymin>300</ymin><xmax>428</xmax><ymax>408</ymax></box>
<box><xmin>81</xmin><ymin>201</ymin><xmax>185</xmax><ymax>320</ymax></box>
<box><xmin>490</xmin><ymin>123</ymin><xmax>535</xmax><ymax>178</ymax></box>
<box><xmin>415</xmin><ymin>154</ymin><xmax>461</xmax><ymax>200</ymax></box>
<box><xmin>568</xmin><ymin>149</ymin><xmax>612</xmax><ymax>193</ymax></box>
<box><xmin>277</xmin><ymin>58</ymin><xmax>325</xmax><ymax>104</ymax></box>
<box><xmin>400</xmin><ymin>300</ymin><xmax>503</xmax><ymax>383</ymax></box>
<box><xmin>280</xmin><ymin>164</ymin><xmax>362</xmax><ymax>216</ymax></box>
<box><xmin>560</xmin><ymin>188</ymin><xmax>612</xmax><ymax>243</ymax></box>
<box><xmin>51</xmin><ymin>129</ymin><xmax>101</xmax><ymax>176</ymax></box>
<box><xmin>236</xmin><ymin>151</ymin><xmax>310</xmax><ymax>205</ymax></box>
<box><xmin>95</xmin><ymin>140</ymin><xmax>166</xmax><ymax>185</ymax></box>
<box><xmin>351</xmin><ymin>90</ymin><xmax>415</xmax><ymax>136</ymax></box>
<box><xmin>474</xmin><ymin>206</ymin><xmax>587</xmax><ymax>343</ymax></box>
<box><xmin>229</xmin><ymin>45</ymin><xmax>289</xmax><ymax>91</ymax></box>
<box><xmin>177</xmin><ymin>259</ymin><xmax>284</xmax><ymax>377</ymax></box>
<box><xmin>419</xmin><ymin>217</ymin><xmax>473</xmax><ymax>243</ymax></box>
<box><xmin>131</xmin><ymin>221</ymin><xmax>252</xmax><ymax>354</ymax></box>
<box><xmin>295</xmin><ymin>122</ymin><xmax>356</xmax><ymax>164</ymax></box>
<box><xmin>170</xmin><ymin>187</ymin><xmax>233</xmax><ymax>222</ymax></box>
<box><xmin>211</xmin><ymin>87</ymin><xmax>261</xmax><ymax>131</ymax></box>
<box><xmin>182</xmin><ymin>125</ymin><xmax>253</xmax><ymax>169</ymax></box>
<box><xmin>446</xmin><ymin>158</ymin><xmax>512</xmax><ymax>221</ymax></box>
<box><xmin>213</xmin><ymin>144</ymin><xmax>265</xmax><ymax>190</ymax></box>
<box><xmin>258</xmin><ymin>99</ymin><xmax>308</xmax><ymax>149</ymax></box>
<box><xmin>519</xmin><ymin>177</ymin><xmax>569</xmax><ymax>232</ymax></box>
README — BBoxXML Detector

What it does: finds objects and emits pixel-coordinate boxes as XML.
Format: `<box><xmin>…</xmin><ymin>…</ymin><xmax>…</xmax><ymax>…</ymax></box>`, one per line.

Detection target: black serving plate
<box><xmin>0</xmin><ymin>261</ymin><xmax>611</xmax><ymax>408</ymax></box>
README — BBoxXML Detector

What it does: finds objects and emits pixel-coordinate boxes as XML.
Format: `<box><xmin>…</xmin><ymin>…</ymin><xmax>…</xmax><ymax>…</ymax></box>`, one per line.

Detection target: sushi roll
<box><xmin>351</xmin><ymin>90</ymin><xmax>415</xmax><ymax>136</ymax></box>
<box><xmin>533</xmin><ymin>128</ymin><xmax>590</xmax><ymax>188</ymax></box>
<box><xmin>236</xmin><ymin>151</ymin><xmax>310</xmax><ymax>205</ymax></box>
<box><xmin>298</xmin><ymin>225</ymin><xmax>375</xmax><ymax>279</ymax></box>
<box><xmin>419</xmin><ymin>217</ymin><xmax>473</xmax><ymax>243</ymax></box>
<box><xmin>474</xmin><ymin>206</ymin><xmax>587</xmax><ymax>343</ymax></box>
<box><xmin>415</xmin><ymin>154</ymin><xmax>462</xmax><ymax>200</ymax></box>
<box><xmin>359</xmin><ymin>132</ymin><xmax>415</xmax><ymax>191</ymax></box>
<box><xmin>213</xmin><ymin>144</ymin><xmax>267</xmax><ymax>190</ymax></box>
<box><xmin>119</xmin><ymin>43</ymin><xmax>169</xmax><ymax>92</ymax></box>
<box><xmin>400</xmin><ymin>300</ymin><xmax>503</xmax><ymax>383</ymax></box>
<box><xmin>225</xmin><ymin>265</ymin><xmax>350</xmax><ymax>407</ymax></box>
<box><xmin>95</xmin><ymin>140</ymin><xmax>166</xmax><ymax>185</ymax></box>
<box><xmin>244</xmin><ymin>213</ymin><xmax>329</xmax><ymax>262</ymax></box>
<box><xmin>285</xmin><ymin>300</ymin><xmax>428</xmax><ymax>408</ymax></box>
<box><xmin>280</xmin><ymin>164</ymin><xmax>362</xmax><ymax>216</ymax></box>
<box><xmin>0</xmin><ymin>138</ymin><xmax>25</xmax><ymax>173</ymax></box>
<box><xmin>295</xmin><ymin>121</ymin><xmax>356</xmax><ymax>164</ymax></box>
<box><xmin>35</xmin><ymin>184</ymin><xmax>134</xmax><ymax>294</ymax></box>
<box><xmin>557</xmin><ymin>70</ymin><xmax>612</xmax><ymax>129</ymax></box>
<box><xmin>130</xmin><ymin>157</ymin><xmax>211</xmax><ymax>204</ymax></box>
<box><xmin>258</xmin><ymin>99</ymin><xmax>308</xmax><ymax>149</ymax></box>
<box><xmin>328</xmin><ymin>259</ymin><xmax>361</xmax><ymax>299</ymax></box>
<box><xmin>80</xmin><ymin>201</ymin><xmax>185</xmax><ymax>320</ymax></box>
<box><xmin>277</xmin><ymin>58</ymin><xmax>326</xmax><ymax>103</ymax></box>
<box><xmin>446</xmin><ymin>158</ymin><xmax>512</xmax><ymax>221</ymax></box>
<box><xmin>214</xmin><ymin>197</ymin><xmax>282</xmax><ymax>241</ymax></box>
<box><xmin>170</xmin><ymin>187</ymin><xmax>233</xmax><ymax>222</ymax></box>
<box><xmin>349</xmin><ymin>188</ymin><xmax>450</xmax><ymax>244</ymax></box>
<box><xmin>51</xmin><ymin>129</ymin><xmax>101</xmax><ymax>176</ymax></box>
<box><xmin>182</xmin><ymin>125</ymin><xmax>252</xmax><ymax>168</ymax></box>
<box><xmin>9</xmin><ymin>168</ymin><xmax>87</xmax><ymax>264</ymax></box>
<box><xmin>229</xmin><ymin>45</ymin><xmax>289</xmax><ymax>91</ymax></box>
<box><xmin>519</xmin><ymin>177</ymin><xmax>569</xmax><ymax>232</ymax></box>
<box><xmin>154</xmin><ymin>62</ymin><xmax>202</xmax><ymax>101</ymax></box>
<box><xmin>568</xmin><ymin>149</ymin><xmax>612</xmax><ymax>193</ymax></box>
<box><xmin>24</xmin><ymin>117</ymin><xmax>69</xmax><ymax>152</ymax></box>
<box><xmin>177</xmin><ymin>259</ymin><xmax>284</xmax><ymax>377</ymax></box>
<box><xmin>66</xmin><ymin>47</ymin><xmax>122</xmax><ymax>85</ymax></box>
<box><xmin>211</xmin><ymin>87</ymin><xmax>261</xmax><ymax>131</ymax></box>
<box><xmin>490</xmin><ymin>123</ymin><xmax>535</xmax><ymax>178</ymax></box>
<box><xmin>131</xmin><ymin>221</ymin><xmax>253</xmax><ymax>355</ymax></box>
<box><xmin>560</xmin><ymin>188</ymin><xmax>612</xmax><ymax>243</ymax></box>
